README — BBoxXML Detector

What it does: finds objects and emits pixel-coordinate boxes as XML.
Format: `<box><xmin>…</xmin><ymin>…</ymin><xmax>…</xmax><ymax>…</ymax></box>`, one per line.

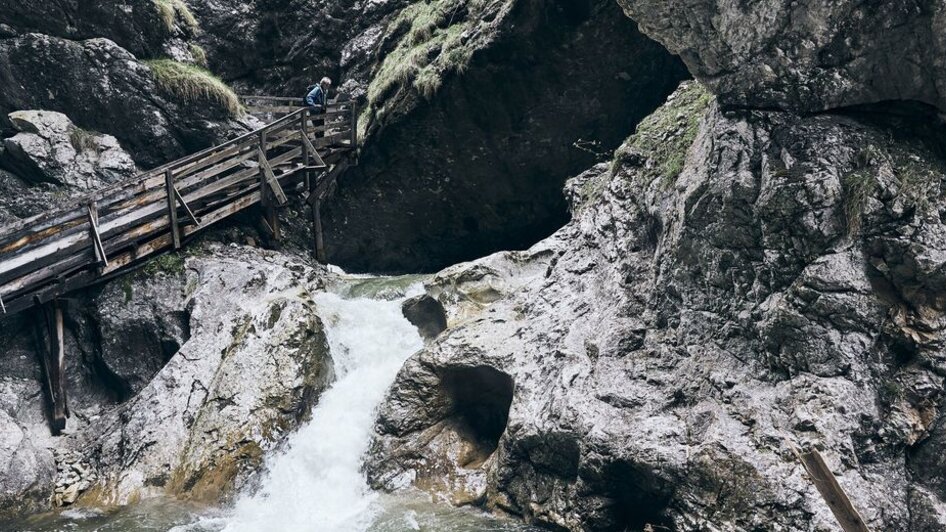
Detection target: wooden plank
<box><xmin>165</xmin><ymin>169</ymin><xmax>181</xmax><ymax>249</ymax></box>
<box><xmin>300</xmin><ymin>131</ymin><xmax>326</xmax><ymax>169</ymax></box>
<box><xmin>86</xmin><ymin>203</ymin><xmax>108</xmax><ymax>267</ymax></box>
<box><xmin>258</xmin><ymin>148</ymin><xmax>289</xmax><ymax>205</ymax></box>
<box><xmin>796</xmin><ymin>448</ymin><xmax>871</xmax><ymax>532</ymax></box>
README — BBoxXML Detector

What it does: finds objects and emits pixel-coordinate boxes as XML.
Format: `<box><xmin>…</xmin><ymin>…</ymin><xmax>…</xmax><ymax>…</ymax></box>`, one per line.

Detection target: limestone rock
<box><xmin>0</xmin><ymin>110</ymin><xmax>137</xmax><ymax>188</ymax></box>
<box><xmin>617</xmin><ymin>0</ymin><xmax>946</xmax><ymax>114</ymax></box>
<box><xmin>71</xmin><ymin>244</ymin><xmax>335</xmax><ymax>504</ymax></box>
<box><xmin>367</xmin><ymin>82</ymin><xmax>946</xmax><ymax>530</ymax></box>
<box><xmin>401</xmin><ymin>295</ymin><xmax>447</xmax><ymax>340</ymax></box>
<box><xmin>0</xmin><ymin>411</ymin><xmax>55</xmax><ymax>519</ymax></box>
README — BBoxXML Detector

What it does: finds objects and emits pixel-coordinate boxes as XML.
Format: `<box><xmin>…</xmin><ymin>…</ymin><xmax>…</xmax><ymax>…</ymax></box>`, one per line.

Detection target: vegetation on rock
<box><xmin>154</xmin><ymin>0</ymin><xmax>199</xmax><ymax>33</ymax></box>
<box><xmin>145</xmin><ymin>59</ymin><xmax>243</xmax><ymax>116</ymax></box>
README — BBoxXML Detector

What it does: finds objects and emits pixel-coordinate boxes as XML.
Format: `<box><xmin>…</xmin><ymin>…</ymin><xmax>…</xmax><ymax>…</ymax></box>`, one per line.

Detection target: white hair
<box><xmin>321</xmin><ymin>77</ymin><xmax>333</xmax><ymax>86</ymax></box>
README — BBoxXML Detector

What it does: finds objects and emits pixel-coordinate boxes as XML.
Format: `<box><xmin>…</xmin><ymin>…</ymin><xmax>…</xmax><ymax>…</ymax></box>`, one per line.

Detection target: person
<box><xmin>305</xmin><ymin>77</ymin><xmax>332</xmax><ymax>113</ymax></box>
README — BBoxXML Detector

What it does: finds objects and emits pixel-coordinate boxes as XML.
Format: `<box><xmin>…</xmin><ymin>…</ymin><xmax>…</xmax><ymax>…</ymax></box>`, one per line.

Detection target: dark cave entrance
<box><xmin>439</xmin><ymin>365</ymin><xmax>515</xmax><ymax>467</ymax></box>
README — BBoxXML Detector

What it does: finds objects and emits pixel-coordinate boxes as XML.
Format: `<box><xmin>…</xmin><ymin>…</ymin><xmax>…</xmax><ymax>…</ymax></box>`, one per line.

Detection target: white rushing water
<box><xmin>222</xmin><ymin>285</ymin><xmax>425</xmax><ymax>532</ymax></box>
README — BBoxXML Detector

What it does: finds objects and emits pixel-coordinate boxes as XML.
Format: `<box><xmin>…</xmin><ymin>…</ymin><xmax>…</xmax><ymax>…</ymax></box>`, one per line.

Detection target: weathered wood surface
<box><xmin>0</xmin><ymin>98</ymin><xmax>357</xmax><ymax>316</ymax></box>
<box><xmin>796</xmin><ymin>448</ymin><xmax>871</xmax><ymax>532</ymax></box>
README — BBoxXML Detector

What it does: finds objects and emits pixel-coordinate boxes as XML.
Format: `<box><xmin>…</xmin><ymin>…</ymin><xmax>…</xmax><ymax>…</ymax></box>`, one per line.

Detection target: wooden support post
<box><xmin>0</xmin><ymin>291</ymin><xmax>6</xmax><ymax>313</ymax></box>
<box><xmin>258</xmin><ymin>132</ymin><xmax>280</xmax><ymax>242</ymax></box>
<box><xmin>86</xmin><ymin>202</ymin><xmax>108</xmax><ymax>267</ymax></box>
<box><xmin>795</xmin><ymin>448</ymin><xmax>871</xmax><ymax>532</ymax></box>
<box><xmin>165</xmin><ymin>169</ymin><xmax>181</xmax><ymax>249</ymax></box>
<box><xmin>40</xmin><ymin>300</ymin><xmax>68</xmax><ymax>434</ymax></box>
<box><xmin>313</xmin><ymin>198</ymin><xmax>326</xmax><ymax>263</ymax></box>
<box><xmin>301</xmin><ymin>108</ymin><xmax>311</xmax><ymax>191</ymax></box>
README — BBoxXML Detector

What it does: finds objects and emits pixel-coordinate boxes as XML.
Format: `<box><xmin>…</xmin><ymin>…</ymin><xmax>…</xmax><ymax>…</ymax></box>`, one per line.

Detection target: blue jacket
<box><xmin>305</xmin><ymin>85</ymin><xmax>326</xmax><ymax>108</ymax></box>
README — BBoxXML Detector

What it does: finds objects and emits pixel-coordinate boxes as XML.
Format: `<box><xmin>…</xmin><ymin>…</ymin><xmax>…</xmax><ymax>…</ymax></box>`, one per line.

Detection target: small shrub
<box><xmin>145</xmin><ymin>59</ymin><xmax>243</xmax><ymax>117</ymax></box>
<box><xmin>155</xmin><ymin>0</ymin><xmax>199</xmax><ymax>32</ymax></box>
<box><xmin>69</xmin><ymin>127</ymin><xmax>98</xmax><ymax>153</ymax></box>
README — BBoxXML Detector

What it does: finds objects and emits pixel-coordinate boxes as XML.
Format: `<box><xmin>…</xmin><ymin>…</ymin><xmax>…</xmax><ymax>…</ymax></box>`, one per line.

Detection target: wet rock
<box><xmin>367</xmin><ymin>82</ymin><xmax>946</xmax><ymax>530</ymax></box>
<box><xmin>69</xmin><ymin>244</ymin><xmax>335</xmax><ymax>504</ymax></box>
<box><xmin>401</xmin><ymin>295</ymin><xmax>447</xmax><ymax>340</ymax></box>
<box><xmin>618</xmin><ymin>0</ymin><xmax>946</xmax><ymax>114</ymax></box>
<box><xmin>0</xmin><ymin>110</ymin><xmax>137</xmax><ymax>188</ymax></box>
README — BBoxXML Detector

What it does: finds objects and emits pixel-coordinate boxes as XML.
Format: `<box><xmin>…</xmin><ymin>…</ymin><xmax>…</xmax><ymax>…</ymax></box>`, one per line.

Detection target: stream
<box><xmin>7</xmin><ymin>275</ymin><xmax>537</xmax><ymax>532</ymax></box>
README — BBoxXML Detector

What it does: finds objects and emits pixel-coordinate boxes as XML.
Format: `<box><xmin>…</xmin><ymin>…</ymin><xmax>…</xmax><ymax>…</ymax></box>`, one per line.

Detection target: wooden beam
<box><xmin>257</xmin><ymin>148</ymin><xmax>288</xmax><ymax>205</ymax></box>
<box><xmin>165</xmin><ymin>169</ymin><xmax>181</xmax><ymax>249</ymax></box>
<box><xmin>40</xmin><ymin>301</ymin><xmax>68</xmax><ymax>434</ymax></box>
<box><xmin>173</xmin><ymin>187</ymin><xmax>201</xmax><ymax>227</ymax></box>
<box><xmin>300</xmin><ymin>131</ymin><xmax>326</xmax><ymax>169</ymax></box>
<box><xmin>86</xmin><ymin>203</ymin><xmax>108</xmax><ymax>267</ymax></box>
<box><xmin>795</xmin><ymin>448</ymin><xmax>871</xmax><ymax>532</ymax></box>
<box><xmin>313</xmin><ymin>198</ymin><xmax>326</xmax><ymax>263</ymax></box>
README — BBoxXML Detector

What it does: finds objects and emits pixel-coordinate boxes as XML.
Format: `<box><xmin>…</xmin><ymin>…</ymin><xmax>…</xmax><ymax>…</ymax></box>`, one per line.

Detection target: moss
<box><xmin>189</xmin><ymin>43</ymin><xmax>208</xmax><ymax>68</ymax></box>
<box><xmin>141</xmin><ymin>252</ymin><xmax>186</xmax><ymax>277</ymax></box>
<box><xmin>68</xmin><ymin>126</ymin><xmax>97</xmax><ymax>153</ymax></box>
<box><xmin>155</xmin><ymin>0</ymin><xmax>199</xmax><ymax>33</ymax></box>
<box><xmin>363</xmin><ymin>0</ymin><xmax>495</xmax><ymax>135</ymax></box>
<box><xmin>612</xmin><ymin>81</ymin><xmax>714</xmax><ymax>189</ymax></box>
<box><xmin>145</xmin><ymin>59</ymin><xmax>243</xmax><ymax>117</ymax></box>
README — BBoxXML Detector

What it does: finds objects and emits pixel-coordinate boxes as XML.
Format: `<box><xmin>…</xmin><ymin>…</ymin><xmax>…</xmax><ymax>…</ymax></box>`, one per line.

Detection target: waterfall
<box><xmin>222</xmin><ymin>286</ymin><xmax>424</xmax><ymax>532</ymax></box>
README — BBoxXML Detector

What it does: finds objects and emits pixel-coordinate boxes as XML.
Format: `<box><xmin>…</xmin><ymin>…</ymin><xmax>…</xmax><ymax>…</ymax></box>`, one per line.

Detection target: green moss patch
<box><xmin>613</xmin><ymin>81</ymin><xmax>714</xmax><ymax>189</ymax></box>
<box><xmin>145</xmin><ymin>59</ymin><xmax>243</xmax><ymax>117</ymax></box>
<box><xmin>68</xmin><ymin>126</ymin><xmax>98</xmax><ymax>153</ymax></box>
<box><xmin>155</xmin><ymin>0</ymin><xmax>199</xmax><ymax>33</ymax></box>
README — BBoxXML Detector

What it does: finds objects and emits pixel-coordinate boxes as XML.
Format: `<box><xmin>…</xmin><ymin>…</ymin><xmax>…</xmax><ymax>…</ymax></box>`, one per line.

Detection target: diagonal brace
<box><xmin>257</xmin><ymin>148</ymin><xmax>288</xmax><ymax>205</ymax></box>
<box><xmin>86</xmin><ymin>202</ymin><xmax>109</xmax><ymax>267</ymax></box>
<box><xmin>300</xmin><ymin>131</ymin><xmax>326</xmax><ymax>169</ymax></box>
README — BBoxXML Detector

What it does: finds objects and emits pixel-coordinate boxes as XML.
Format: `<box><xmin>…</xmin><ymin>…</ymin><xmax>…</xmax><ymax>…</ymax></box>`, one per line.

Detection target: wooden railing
<box><xmin>0</xmin><ymin>99</ymin><xmax>357</xmax><ymax>316</ymax></box>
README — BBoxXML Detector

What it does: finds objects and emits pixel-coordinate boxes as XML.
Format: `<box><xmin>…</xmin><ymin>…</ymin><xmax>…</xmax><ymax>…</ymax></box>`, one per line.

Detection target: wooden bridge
<box><xmin>0</xmin><ymin>95</ymin><xmax>357</xmax><ymax>431</ymax></box>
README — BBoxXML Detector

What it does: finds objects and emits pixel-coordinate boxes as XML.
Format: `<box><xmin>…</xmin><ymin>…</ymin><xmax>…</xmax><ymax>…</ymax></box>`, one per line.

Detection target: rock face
<box><xmin>68</xmin><ymin>245</ymin><xmax>334</xmax><ymax>504</ymax></box>
<box><xmin>618</xmin><ymin>0</ymin><xmax>946</xmax><ymax>114</ymax></box>
<box><xmin>367</xmin><ymin>82</ymin><xmax>946</xmax><ymax>530</ymax></box>
<box><xmin>0</xmin><ymin>110</ymin><xmax>137</xmax><ymax>188</ymax></box>
<box><xmin>322</xmin><ymin>0</ymin><xmax>688</xmax><ymax>272</ymax></box>
<box><xmin>0</xmin><ymin>411</ymin><xmax>55</xmax><ymax>519</ymax></box>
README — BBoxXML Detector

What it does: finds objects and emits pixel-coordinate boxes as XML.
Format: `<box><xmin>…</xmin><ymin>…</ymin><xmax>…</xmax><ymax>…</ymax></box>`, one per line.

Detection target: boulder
<box><xmin>0</xmin><ymin>110</ymin><xmax>137</xmax><ymax>188</ymax></box>
<box><xmin>618</xmin><ymin>0</ymin><xmax>946</xmax><ymax>114</ymax></box>
<box><xmin>401</xmin><ymin>294</ymin><xmax>447</xmax><ymax>340</ymax></box>
<box><xmin>70</xmin><ymin>244</ymin><xmax>335</xmax><ymax>504</ymax></box>
<box><xmin>0</xmin><ymin>411</ymin><xmax>55</xmax><ymax>519</ymax></box>
<box><xmin>367</xmin><ymin>82</ymin><xmax>946</xmax><ymax>530</ymax></box>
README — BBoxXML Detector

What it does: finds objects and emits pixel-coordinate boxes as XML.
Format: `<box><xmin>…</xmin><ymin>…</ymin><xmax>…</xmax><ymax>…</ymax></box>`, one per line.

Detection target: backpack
<box><xmin>302</xmin><ymin>85</ymin><xmax>319</xmax><ymax>106</ymax></box>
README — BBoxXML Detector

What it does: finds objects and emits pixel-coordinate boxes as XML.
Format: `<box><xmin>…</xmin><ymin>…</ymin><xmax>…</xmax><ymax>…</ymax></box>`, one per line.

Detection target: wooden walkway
<box><xmin>0</xmin><ymin>96</ymin><xmax>356</xmax><ymax>317</ymax></box>
<box><xmin>0</xmin><ymin>95</ymin><xmax>356</xmax><ymax>432</ymax></box>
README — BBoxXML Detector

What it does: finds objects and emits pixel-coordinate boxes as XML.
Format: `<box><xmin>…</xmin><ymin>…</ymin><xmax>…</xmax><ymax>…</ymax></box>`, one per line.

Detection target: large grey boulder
<box><xmin>67</xmin><ymin>244</ymin><xmax>334</xmax><ymax>505</ymax></box>
<box><xmin>367</xmin><ymin>82</ymin><xmax>946</xmax><ymax>530</ymax></box>
<box><xmin>0</xmin><ymin>110</ymin><xmax>137</xmax><ymax>188</ymax></box>
<box><xmin>617</xmin><ymin>0</ymin><xmax>946</xmax><ymax>114</ymax></box>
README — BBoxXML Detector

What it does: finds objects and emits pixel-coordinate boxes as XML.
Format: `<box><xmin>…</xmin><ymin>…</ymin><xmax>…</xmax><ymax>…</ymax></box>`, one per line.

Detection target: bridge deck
<box><xmin>0</xmin><ymin>97</ymin><xmax>357</xmax><ymax>316</ymax></box>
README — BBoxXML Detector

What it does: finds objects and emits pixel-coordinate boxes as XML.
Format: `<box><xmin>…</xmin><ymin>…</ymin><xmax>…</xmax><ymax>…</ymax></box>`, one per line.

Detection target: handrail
<box><xmin>0</xmin><ymin>96</ymin><xmax>357</xmax><ymax>315</ymax></box>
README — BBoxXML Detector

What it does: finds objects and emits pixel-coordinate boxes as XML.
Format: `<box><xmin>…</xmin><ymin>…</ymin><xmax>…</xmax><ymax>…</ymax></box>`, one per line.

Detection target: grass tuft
<box><xmin>841</xmin><ymin>168</ymin><xmax>876</xmax><ymax>237</ymax></box>
<box><xmin>145</xmin><ymin>59</ymin><xmax>243</xmax><ymax>117</ymax></box>
<box><xmin>155</xmin><ymin>0</ymin><xmax>199</xmax><ymax>33</ymax></box>
<box><xmin>189</xmin><ymin>43</ymin><xmax>208</xmax><ymax>68</ymax></box>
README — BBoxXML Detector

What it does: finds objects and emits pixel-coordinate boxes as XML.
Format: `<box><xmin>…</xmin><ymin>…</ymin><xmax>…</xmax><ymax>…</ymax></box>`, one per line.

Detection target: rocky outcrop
<box><xmin>367</xmin><ymin>82</ymin><xmax>946</xmax><ymax>530</ymax></box>
<box><xmin>0</xmin><ymin>34</ymin><xmax>240</xmax><ymax>167</ymax></box>
<box><xmin>618</xmin><ymin>0</ymin><xmax>946</xmax><ymax>114</ymax></box>
<box><xmin>66</xmin><ymin>245</ymin><xmax>334</xmax><ymax>505</ymax></box>
<box><xmin>0</xmin><ymin>110</ymin><xmax>137</xmax><ymax>188</ymax></box>
<box><xmin>0</xmin><ymin>411</ymin><xmax>55</xmax><ymax>519</ymax></box>
<box><xmin>322</xmin><ymin>0</ymin><xmax>688</xmax><ymax>272</ymax></box>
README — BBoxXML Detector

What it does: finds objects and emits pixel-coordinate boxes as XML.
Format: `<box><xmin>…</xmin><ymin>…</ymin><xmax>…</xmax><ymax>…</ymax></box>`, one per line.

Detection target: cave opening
<box><xmin>596</xmin><ymin>460</ymin><xmax>673</xmax><ymax>532</ymax></box>
<box><xmin>439</xmin><ymin>365</ymin><xmax>515</xmax><ymax>467</ymax></box>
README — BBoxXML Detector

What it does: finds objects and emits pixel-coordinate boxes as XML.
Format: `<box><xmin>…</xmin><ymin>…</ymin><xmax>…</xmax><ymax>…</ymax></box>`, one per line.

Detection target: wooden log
<box><xmin>796</xmin><ymin>448</ymin><xmax>871</xmax><ymax>532</ymax></box>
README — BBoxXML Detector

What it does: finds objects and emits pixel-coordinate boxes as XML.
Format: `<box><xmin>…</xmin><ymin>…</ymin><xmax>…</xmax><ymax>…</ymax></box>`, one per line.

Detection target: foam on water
<box><xmin>222</xmin><ymin>284</ymin><xmax>425</xmax><ymax>532</ymax></box>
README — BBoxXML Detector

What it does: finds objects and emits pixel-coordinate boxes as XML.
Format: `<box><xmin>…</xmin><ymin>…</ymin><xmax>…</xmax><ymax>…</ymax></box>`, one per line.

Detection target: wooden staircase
<box><xmin>0</xmin><ymin>96</ymin><xmax>357</xmax><ymax>432</ymax></box>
